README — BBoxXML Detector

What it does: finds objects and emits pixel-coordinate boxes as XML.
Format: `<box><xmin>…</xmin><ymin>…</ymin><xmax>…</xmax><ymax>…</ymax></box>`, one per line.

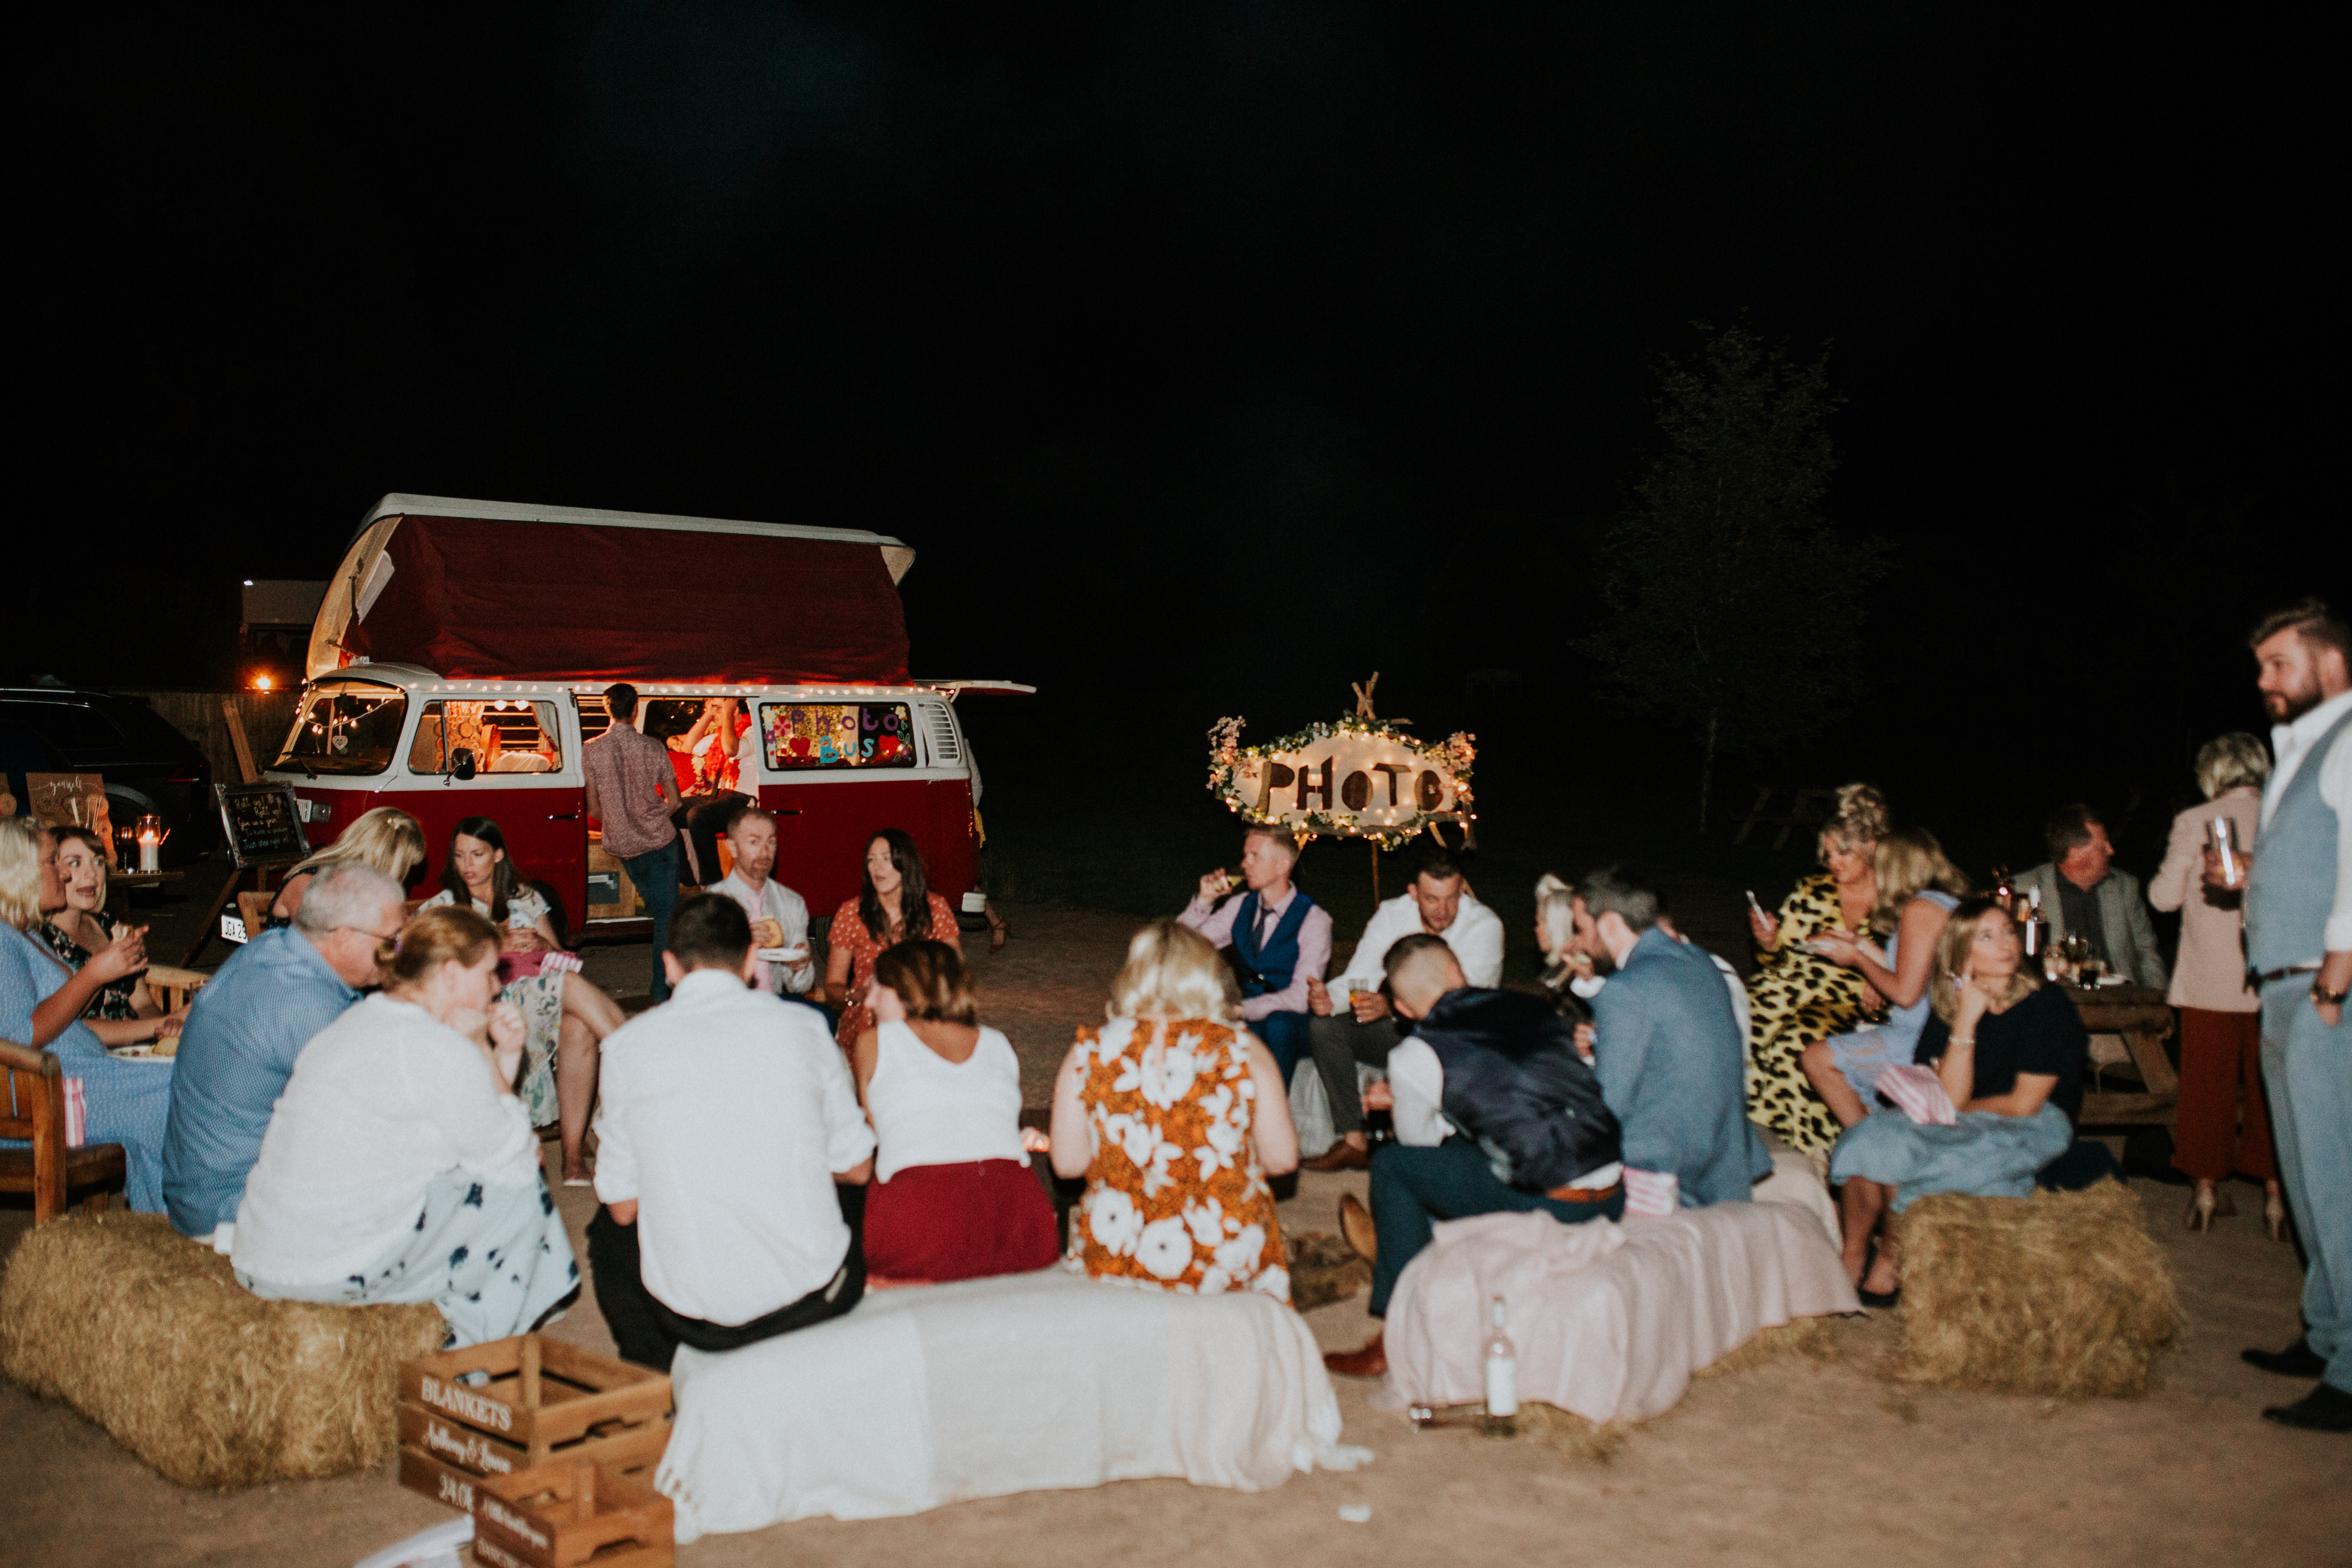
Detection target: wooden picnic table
<box><xmin>2067</xmin><ymin>982</ymin><xmax>2176</xmax><ymax>1128</ymax></box>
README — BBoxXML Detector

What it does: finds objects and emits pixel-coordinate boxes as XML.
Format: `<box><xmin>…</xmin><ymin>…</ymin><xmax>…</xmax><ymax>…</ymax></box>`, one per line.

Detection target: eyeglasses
<box><xmin>333</xmin><ymin>924</ymin><xmax>408</xmax><ymax>944</ymax></box>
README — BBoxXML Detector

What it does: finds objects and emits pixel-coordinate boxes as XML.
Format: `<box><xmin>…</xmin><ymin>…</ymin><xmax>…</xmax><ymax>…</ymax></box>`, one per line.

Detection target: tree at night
<box><xmin>1581</xmin><ymin>322</ymin><xmax>1888</xmax><ymax>831</ymax></box>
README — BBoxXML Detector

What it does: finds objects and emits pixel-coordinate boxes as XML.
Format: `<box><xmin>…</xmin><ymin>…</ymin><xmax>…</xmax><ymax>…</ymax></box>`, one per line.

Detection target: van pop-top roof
<box><xmin>309</xmin><ymin>494</ymin><xmax>916</xmax><ymax>686</ymax></box>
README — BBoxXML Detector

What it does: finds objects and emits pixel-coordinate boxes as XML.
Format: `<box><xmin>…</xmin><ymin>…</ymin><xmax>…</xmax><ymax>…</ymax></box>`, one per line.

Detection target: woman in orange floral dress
<box><xmin>1049</xmin><ymin>921</ymin><xmax>1300</xmax><ymax>1302</ymax></box>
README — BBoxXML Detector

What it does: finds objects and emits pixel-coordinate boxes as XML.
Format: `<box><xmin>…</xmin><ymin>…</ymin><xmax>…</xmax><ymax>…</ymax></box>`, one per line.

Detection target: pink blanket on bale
<box><xmin>1375</xmin><ymin>1203</ymin><xmax>1859</xmax><ymax>1425</ymax></box>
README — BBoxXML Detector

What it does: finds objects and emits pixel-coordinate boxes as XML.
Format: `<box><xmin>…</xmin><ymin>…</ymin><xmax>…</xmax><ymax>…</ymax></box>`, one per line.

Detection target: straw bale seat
<box><xmin>1883</xmin><ymin>1179</ymin><xmax>2178</xmax><ymax>1398</ymax></box>
<box><xmin>0</xmin><ymin>1210</ymin><xmax>445</xmax><ymax>1487</ymax></box>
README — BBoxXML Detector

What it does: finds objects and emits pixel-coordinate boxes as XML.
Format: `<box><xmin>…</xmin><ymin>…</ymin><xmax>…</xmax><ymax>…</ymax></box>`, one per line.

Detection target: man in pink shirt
<box><xmin>1177</xmin><ymin>824</ymin><xmax>1330</xmax><ymax>1085</ymax></box>
<box><xmin>583</xmin><ymin>683</ymin><xmax>684</xmax><ymax>1000</ymax></box>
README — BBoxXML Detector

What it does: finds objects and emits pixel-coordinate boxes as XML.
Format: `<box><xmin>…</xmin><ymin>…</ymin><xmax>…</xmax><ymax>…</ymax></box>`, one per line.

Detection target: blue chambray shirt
<box><xmin>161</xmin><ymin>926</ymin><xmax>359</xmax><ymax>1235</ymax></box>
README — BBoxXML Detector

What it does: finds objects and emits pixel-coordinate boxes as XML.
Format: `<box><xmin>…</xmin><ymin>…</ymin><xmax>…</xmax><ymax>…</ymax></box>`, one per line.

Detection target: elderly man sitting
<box><xmin>1323</xmin><ymin>935</ymin><xmax>1624</xmax><ymax>1379</ymax></box>
<box><xmin>1567</xmin><ymin>864</ymin><xmax>1771</xmax><ymax>1211</ymax></box>
<box><xmin>160</xmin><ymin>863</ymin><xmax>408</xmax><ymax>1244</ymax></box>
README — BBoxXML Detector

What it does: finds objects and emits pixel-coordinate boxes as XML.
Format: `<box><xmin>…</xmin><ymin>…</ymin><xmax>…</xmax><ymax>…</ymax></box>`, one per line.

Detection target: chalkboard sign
<box><xmin>215</xmin><ymin>782</ymin><xmax>310</xmax><ymax>868</ymax></box>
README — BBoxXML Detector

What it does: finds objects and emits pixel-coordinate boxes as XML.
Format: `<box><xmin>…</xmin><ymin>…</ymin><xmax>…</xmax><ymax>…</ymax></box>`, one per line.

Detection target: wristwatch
<box><xmin>2315</xmin><ymin>978</ymin><xmax>2351</xmax><ymax>1007</ymax></box>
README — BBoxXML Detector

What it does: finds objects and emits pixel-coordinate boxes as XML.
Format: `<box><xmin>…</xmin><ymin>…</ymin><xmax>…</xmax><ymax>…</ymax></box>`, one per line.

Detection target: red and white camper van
<box><xmin>263</xmin><ymin>494</ymin><xmax>1024</xmax><ymax>931</ymax></box>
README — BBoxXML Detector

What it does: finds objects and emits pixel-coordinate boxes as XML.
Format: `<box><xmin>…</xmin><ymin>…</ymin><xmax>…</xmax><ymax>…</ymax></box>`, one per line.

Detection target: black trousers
<box><xmin>588</xmin><ymin>1185</ymin><xmax>866</xmax><ymax>1370</ymax></box>
<box><xmin>670</xmin><ymin>791</ymin><xmax>749</xmax><ymax>886</ymax></box>
<box><xmin>1307</xmin><ymin>1013</ymin><xmax>1405</xmax><ymax>1135</ymax></box>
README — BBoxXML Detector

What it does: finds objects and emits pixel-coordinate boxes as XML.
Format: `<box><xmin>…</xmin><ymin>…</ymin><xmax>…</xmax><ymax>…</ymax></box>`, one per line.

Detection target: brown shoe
<box><xmin>1338</xmin><ymin>1193</ymin><xmax>1377</xmax><ymax>1264</ymax></box>
<box><xmin>1303</xmin><ymin>1140</ymin><xmax>1372</xmax><ymax>1173</ymax></box>
<box><xmin>1324</xmin><ymin>1332</ymin><xmax>1387</xmax><ymax>1379</ymax></box>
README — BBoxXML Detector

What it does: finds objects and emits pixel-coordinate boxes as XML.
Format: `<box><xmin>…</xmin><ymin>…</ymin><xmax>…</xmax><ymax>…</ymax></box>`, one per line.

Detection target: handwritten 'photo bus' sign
<box><xmin>1207</xmin><ymin>716</ymin><xmax>1475</xmax><ymax>848</ymax></box>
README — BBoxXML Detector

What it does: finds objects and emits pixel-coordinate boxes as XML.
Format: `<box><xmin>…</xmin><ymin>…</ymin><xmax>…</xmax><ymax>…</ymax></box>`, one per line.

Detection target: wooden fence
<box><xmin>125</xmin><ymin>690</ymin><xmax>303</xmax><ymax>786</ymax></box>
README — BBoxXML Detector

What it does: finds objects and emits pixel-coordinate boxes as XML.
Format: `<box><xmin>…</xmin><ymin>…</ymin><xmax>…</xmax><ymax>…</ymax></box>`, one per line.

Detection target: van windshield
<box><xmin>274</xmin><ymin>683</ymin><xmax>409</xmax><ymax>776</ymax></box>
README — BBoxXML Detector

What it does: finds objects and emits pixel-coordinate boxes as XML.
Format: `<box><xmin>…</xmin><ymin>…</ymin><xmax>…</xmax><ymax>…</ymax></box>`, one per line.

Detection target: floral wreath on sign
<box><xmin>1205</xmin><ymin>715</ymin><xmax>1476</xmax><ymax>849</ymax></box>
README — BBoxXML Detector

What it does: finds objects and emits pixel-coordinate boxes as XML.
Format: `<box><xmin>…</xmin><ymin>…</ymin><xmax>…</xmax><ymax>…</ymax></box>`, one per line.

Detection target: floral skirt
<box><xmin>501</xmin><ymin>973</ymin><xmax>565</xmax><ymax>1128</ymax></box>
<box><xmin>238</xmin><ymin>1165</ymin><xmax>579</xmax><ymax>1348</ymax></box>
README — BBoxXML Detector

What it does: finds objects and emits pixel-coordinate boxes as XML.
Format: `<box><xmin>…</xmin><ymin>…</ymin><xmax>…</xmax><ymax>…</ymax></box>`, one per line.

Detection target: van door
<box><xmin>399</xmin><ymin>695</ymin><xmax>587</xmax><ymax>928</ymax></box>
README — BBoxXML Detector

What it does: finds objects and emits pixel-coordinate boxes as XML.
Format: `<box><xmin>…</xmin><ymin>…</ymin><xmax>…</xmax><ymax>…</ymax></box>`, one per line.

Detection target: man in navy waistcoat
<box><xmin>1178</xmin><ymin>824</ymin><xmax>1330</xmax><ymax>1085</ymax></box>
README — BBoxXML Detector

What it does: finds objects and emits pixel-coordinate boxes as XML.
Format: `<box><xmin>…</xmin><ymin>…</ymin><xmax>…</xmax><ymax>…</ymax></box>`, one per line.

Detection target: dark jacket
<box><xmin>1414</xmin><ymin>987</ymin><xmax>1622</xmax><ymax>1193</ymax></box>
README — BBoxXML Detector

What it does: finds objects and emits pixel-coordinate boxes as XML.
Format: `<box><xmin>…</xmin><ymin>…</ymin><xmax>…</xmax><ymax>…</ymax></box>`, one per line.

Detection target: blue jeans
<box><xmin>622</xmin><ymin>839</ymin><xmax>682</xmax><ymax>1001</ymax></box>
<box><xmin>1368</xmin><ymin>1136</ymin><xmax>1624</xmax><ymax>1317</ymax></box>
<box><xmin>2261</xmin><ymin>977</ymin><xmax>2352</xmax><ymax>1392</ymax></box>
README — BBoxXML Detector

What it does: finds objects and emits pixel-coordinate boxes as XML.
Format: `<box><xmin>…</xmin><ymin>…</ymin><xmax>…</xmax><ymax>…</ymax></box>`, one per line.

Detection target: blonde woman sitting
<box><xmin>1049</xmin><ymin>921</ymin><xmax>1298</xmax><ymax>1302</ymax></box>
<box><xmin>266</xmin><ymin>806</ymin><xmax>428</xmax><ymax>928</ymax></box>
<box><xmin>1828</xmin><ymin>897</ymin><xmax>2089</xmax><ymax>1305</ymax></box>
<box><xmin>231</xmin><ymin>905</ymin><xmax>578</xmax><ymax>1347</ymax></box>
<box><xmin>38</xmin><ymin>825</ymin><xmax>186</xmax><ymax>1047</ymax></box>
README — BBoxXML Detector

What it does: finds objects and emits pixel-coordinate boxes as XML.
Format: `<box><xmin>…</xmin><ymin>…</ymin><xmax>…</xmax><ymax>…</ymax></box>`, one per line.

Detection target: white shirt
<box><xmin>713</xmin><ymin>870</ymin><xmax>814</xmax><ymax>993</ymax></box>
<box><xmin>866</xmin><ymin>1020</ymin><xmax>1027</xmax><ymax>1183</ymax></box>
<box><xmin>232</xmin><ymin>995</ymin><xmax>539</xmax><ymax>1286</ymax></box>
<box><xmin>1386</xmin><ymin>1034</ymin><xmax>1622</xmax><ymax>1189</ymax></box>
<box><xmin>2262</xmin><ymin>687</ymin><xmax>2352</xmax><ymax>951</ymax></box>
<box><xmin>593</xmin><ymin>968</ymin><xmax>875</xmax><ymax>1325</ymax></box>
<box><xmin>1328</xmin><ymin>893</ymin><xmax>1506</xmax><ymax>999</ymax></box>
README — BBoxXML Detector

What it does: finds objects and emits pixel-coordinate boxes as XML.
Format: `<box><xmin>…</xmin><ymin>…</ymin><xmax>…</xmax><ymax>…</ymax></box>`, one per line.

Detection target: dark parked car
<box><xmin>0</xmin><ymin>688</ymin><xmax>214</xmax><ymax>864</ymax></box>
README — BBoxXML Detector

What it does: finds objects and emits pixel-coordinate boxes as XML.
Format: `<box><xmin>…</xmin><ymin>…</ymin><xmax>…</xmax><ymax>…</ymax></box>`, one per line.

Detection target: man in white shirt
<box><xmin>587</xmin><ymin>895</ymin><xmax>875</xmax><ymax>1369</ymax></box>
<box><xmin>1323</xmin><ymin>936</ymin><xmax>1623</xmax><ymax>1381</ymax></box>
<box><xmin>1298</xmin><ymin>844</ymin><xmax>1504</xmax><ymax>1171</ymax></box>
<box><xmin>710</xmin><ymin>806</ymin><xmax>815</xmax><ymax>997</ymax></box>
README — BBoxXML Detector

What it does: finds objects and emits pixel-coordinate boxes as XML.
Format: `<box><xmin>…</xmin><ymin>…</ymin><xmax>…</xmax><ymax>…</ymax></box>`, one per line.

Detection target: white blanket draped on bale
<box><xmin>657</xmin><ymin>1268</ymin><xmax>1371</xmax><ymax>1537</ymax></box>
<box><xmin>1376</xmin><ymin>1201</ymin><xmax>1858</xmax><ymax>1425</ymax></box>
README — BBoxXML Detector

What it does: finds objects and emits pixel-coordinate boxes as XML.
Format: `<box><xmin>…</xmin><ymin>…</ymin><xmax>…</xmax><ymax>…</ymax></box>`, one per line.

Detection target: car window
<box><xmin>408</xmin><ymin>699</ymin><xmax>564</xmax><ymax>775</ymax></box>
<box><xmin>0</xmin><ymin>700</ymin><xmax>123</xmax><ymax>753</ymax></box>
<box><xmin>274</xmin><ymin>683</ymin><xmax>409</xmax><ymax>776</ymax></box>
<box><xmin>757</xmin><ymin>702</ymin><xmax>918</xmax><ymax>770</ymax></box>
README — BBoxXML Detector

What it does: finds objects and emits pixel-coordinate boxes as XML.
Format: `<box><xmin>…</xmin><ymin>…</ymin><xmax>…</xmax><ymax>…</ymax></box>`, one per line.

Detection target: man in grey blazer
<box><xmin>1572</xmin><ymin>865</ymin><xmax>1771</xmax><ymax>1207</ymax></box>
<box><xmin>2015</xmin><ymin>805</ymin><xmax>2169</xmax><ymax>990</ymax></box>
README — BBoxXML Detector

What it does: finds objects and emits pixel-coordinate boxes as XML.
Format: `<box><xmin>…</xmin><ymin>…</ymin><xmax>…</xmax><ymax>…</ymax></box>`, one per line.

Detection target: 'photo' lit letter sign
<box><xmin>1206</xmin><ymin>716</ymin><xmax>1474</xmax><ymax>848</ymax></box>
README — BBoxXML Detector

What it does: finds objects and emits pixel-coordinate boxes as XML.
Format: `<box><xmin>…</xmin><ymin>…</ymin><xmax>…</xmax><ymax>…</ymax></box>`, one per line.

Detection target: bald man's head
<box><xmin>1383</xmin><ymin>933</ymin><xmax>1466</xmax><ymax>1020</ymax></box>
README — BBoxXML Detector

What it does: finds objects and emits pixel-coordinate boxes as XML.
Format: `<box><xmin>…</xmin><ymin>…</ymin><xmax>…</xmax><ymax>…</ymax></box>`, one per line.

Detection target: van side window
<box><xmin>757</xmin><ymin>703</ymin><xmax>918</xmax><ymax>770</ymax></box>
<box><xmin>407</xmin><ymin>700</ymin><xmax>564</xmax><ymax>775</ymax></box>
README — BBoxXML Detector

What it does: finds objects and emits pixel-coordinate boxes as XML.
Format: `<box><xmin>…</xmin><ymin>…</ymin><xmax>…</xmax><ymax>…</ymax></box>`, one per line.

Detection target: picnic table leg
<box><xmin>182</xmin><ymin>866</ymin><xmax>247</xmax><ymax>968</ymax></box>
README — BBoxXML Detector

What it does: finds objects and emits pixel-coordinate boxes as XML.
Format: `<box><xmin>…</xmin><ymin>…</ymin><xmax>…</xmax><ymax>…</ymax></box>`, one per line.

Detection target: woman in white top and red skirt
<box><xmin>850</xmin><ymin>940</ymin><xmax>1058</xmax><ymax>1284</ymax></box>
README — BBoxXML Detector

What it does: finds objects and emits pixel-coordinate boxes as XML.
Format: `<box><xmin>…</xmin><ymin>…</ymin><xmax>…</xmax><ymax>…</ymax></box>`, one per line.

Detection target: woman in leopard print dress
<box><xmin>1744</xmin><ymin>785</ymin><xmax>1889</xmax><ymax>1155</ymax></box>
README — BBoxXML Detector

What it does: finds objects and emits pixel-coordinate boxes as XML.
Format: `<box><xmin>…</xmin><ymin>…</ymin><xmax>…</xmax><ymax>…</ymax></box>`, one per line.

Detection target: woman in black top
<box><xmin>1829</xmin><ymin>897</ymin><xmax>2085</xmax><ymax>1303</ymax></box>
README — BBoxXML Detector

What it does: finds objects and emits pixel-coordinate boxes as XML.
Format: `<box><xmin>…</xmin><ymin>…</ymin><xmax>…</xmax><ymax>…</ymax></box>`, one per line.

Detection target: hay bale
<box><xmin>1883</xmin><ymin>1179</ymin><xmax>2178</xmax><ymax>1399</ymax></box>
<box><xmin>0</xmin><ymin>1211</ymin><xmax>444</xmax><ymax>1487</ymax></box>
<box><xmin>1692</xmin><ymin>1313</ymin><xmax>1849</xmax><ymax>1382</ymax></box>
<box><xmin>1285</xmin><ymin>1231</ymin><xmax>1372</xmax><ymax>1312</ymax></box>
<box><xmin>1513</xmin><ymin>1401</ymin><xmax>1626</xmax><ymax>1464</ymax></box>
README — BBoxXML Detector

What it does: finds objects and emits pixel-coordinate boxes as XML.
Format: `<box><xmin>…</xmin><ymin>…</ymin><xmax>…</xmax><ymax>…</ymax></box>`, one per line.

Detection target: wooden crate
<box><xmin>400</xmin><ymin>1335</ymin><xmax>670</xmax><ymax>1463</ymax></box>
<box><xmin>472</xmin><ymin>1454</ymin><xmax>674</xmax><ymax>1568</ymax></box>
<box><xmin>399</xmin><ymin>1435</ymin><xmax>664</xmax><ymax>1520</ymax></box>
<box><xmin>398</xmin><ymin>1403</ymin><xmax>670</xmax><ymax>1481</ymax></box>
<box><xmin>472</xmin><ymin>1536</ymin><xmax>672</xmax><ymax>1568</ymax></box>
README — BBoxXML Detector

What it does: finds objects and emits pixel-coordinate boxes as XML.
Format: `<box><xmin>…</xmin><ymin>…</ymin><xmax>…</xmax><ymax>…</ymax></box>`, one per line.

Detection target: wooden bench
<box><xmin>0</xmin><ymin>1038</ymin><xmax>128</xmax><ymax>1222</ymax></box>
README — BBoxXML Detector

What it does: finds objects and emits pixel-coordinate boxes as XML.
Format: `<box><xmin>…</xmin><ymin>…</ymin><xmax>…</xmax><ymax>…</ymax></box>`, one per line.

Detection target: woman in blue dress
<box><xmin>0</xmin><ymin>817</ymin><xmax>174</xmax><ymax>1212</ymax></box>
<box><xmin>1800</xmin><ymin>827</ymin><xmax>1970</xmax><ymax>1294</ymax></box>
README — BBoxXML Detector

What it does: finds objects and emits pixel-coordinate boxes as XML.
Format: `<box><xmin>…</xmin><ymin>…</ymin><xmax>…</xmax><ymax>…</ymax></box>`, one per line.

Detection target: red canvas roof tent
<box><xmin>307</xmin><ymin>495</ymin><xmax>918</xmax><ymax>686</ymax></box>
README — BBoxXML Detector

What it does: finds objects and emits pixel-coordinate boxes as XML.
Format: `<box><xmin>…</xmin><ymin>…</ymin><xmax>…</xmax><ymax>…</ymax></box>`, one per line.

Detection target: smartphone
<box><xmin>1744</xmin><ymin>889</ymin><xmax>1764</xmax><ymax>916</ymax></box>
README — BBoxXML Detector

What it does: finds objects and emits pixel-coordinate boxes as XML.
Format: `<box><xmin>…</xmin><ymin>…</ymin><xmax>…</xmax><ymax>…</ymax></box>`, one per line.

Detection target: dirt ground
<box><xmin>7</xmin><ymin>902</ymin><xmax>2348</xmax><ymax>1568</ymax></box>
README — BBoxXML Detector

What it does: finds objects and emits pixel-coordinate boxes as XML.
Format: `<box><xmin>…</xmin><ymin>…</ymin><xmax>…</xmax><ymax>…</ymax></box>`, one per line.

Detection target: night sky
<box><xmin>16</xmin><ymin>6</ymin><xmax>2341</xmax><ymax>883</ymax></box>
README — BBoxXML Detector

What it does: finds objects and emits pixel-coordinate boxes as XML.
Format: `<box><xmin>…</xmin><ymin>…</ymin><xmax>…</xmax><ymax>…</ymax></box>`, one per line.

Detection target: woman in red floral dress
<box><xmin>821</xmin><ymin>828</ymin><xmax>960</xmax><ymax>1053</ymax></box>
